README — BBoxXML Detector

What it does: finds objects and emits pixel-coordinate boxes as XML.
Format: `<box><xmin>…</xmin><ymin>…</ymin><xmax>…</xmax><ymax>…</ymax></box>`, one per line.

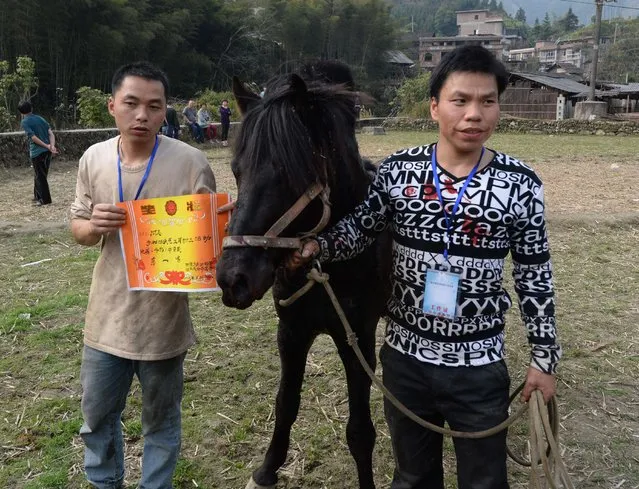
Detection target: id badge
<box><xmin>423</xmin><ymin>270</ymin><xmax>461</xmax><ymax>319</ymax></box>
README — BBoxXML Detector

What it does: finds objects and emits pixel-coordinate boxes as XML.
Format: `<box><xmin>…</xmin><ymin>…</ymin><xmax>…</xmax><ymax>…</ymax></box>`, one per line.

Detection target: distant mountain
<box><xmin>387</xmin><ymin>0</ymin><xmax>639</xmax><ymax>29</ymax></box>
<box><xmin>501</xmin><ymin>0</ymin><xmax>639</xmax><ymax>26</ymax></box>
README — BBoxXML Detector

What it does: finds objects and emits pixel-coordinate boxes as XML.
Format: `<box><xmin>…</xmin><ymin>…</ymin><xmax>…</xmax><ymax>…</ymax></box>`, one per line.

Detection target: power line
<box><xmin>558</xmin><ymin>0</ymin><xmax>639</xmax><ymax>11</ymax></box>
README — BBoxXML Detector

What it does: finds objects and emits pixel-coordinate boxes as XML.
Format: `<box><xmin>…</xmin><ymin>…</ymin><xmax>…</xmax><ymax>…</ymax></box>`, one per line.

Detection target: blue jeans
<box><xmin>381</xmin><ymin>344</ymin><xmax>510</xmax><ymax>489</ymax></box>
<box><xmin>187</xmin><ymin>122</ymin><xmax>204</xmax><ymax>143</ymax></box>
<box><xmin>162</xmin><ymin>124</ymin><xmax>179</xmax><ymax>139</ymax></box>
<box><xmin>80</xmin><ymin>346</ymin><xmax>185</xmax><ymax>489</ymax></box>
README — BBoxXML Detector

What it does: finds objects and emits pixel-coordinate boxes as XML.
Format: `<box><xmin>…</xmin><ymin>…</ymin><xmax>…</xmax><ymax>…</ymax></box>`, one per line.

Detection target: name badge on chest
<box><xmin>423</xmin><ymin>270</ymin><xmax>461</xmax><ymax>320</ymax></box>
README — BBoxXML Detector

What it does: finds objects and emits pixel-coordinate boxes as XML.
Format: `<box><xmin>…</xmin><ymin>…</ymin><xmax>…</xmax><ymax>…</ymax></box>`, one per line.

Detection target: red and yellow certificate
<box><xmin>117</xmin><ymin>193</ymin><xmax>231</xmax><ymax>292</ymax></box>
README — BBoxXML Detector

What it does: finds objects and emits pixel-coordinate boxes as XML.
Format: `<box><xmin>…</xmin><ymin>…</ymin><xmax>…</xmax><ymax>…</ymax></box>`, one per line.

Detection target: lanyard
<box><xmin>117</xmin><ymin>136</ymin><xmax>159</xmax><ymax>202</ymax></box>
<box><xmin>431</xmin><ymin>145</ymin><xmax>484</xmax><ymax>260</ymax></box>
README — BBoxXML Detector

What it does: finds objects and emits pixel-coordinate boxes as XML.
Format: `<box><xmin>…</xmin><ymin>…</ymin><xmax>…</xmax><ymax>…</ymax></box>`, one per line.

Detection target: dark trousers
<box><xmin>187</xmin><ymin>122</ymin><xmax>204</xmax><ymax>143</ymax></box>
<box><xmin>164</xmin><ymin>124</ymin><xmax>179</xmax><ymax>139</ymax></box>
<box><xmin>220</xmin><ymin>122</ymin><xmax>230</xmax><ymax>141</ymax></box>
<box><xmin>380</xmin><ymin>344</ymin><xmax>510</xmax><ymax>489</ymax></box>
<box><xmin>32</xmin><ymin>151</ymin><xmax>52</xmax><ymax>204</ymax></box>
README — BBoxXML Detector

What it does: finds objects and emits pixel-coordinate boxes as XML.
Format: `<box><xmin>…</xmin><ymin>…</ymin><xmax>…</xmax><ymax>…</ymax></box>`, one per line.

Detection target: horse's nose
<box><xmin>217</xmin><ymin>268</ymin><xmax>254</xmax><ymax>309</ymax></box>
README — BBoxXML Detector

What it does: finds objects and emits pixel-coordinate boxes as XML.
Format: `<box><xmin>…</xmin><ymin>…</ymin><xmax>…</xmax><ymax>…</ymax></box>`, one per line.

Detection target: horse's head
<box><xmin>216</xmin><ymin>66</ymin><xmax>365</xmax><ymax>309</ymax></box>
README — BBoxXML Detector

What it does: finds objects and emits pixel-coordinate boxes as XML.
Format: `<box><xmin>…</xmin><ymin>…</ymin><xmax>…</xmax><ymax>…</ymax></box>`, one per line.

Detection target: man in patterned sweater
<box><xmin>292</xmin><ymin>45</ymin><xmax>561</xmax><ymax>489</ymax></box>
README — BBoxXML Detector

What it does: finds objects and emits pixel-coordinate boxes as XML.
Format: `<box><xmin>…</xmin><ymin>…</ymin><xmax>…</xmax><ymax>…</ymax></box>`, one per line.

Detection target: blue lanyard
<box><xmin>117</xmin><ymin>136</ymin><xmax>159</xmax><ymax>202</ymax></box>
<box><xmin>431</xmin><ymin>145</ymin><xmax>484</xmax><ymax>260</ymax></box>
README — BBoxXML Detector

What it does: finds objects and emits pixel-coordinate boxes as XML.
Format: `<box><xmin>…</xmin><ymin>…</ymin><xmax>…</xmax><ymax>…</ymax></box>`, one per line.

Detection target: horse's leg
<box><xmin>248</xmin><ymin>320</ymin><xmax>315</xmax><ymax>489</ymax></box>
<box><xmin>335</xmin><ymin>321</ymin><xmax>377</xmax><ymax>489</ymax></box>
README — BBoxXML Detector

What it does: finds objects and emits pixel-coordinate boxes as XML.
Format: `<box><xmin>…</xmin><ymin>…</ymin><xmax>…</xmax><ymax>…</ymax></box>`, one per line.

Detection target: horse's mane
<box><xmin>235</xmin><ymin>66</ymin><xmax>364</xmax><ymax>196</ymax></box>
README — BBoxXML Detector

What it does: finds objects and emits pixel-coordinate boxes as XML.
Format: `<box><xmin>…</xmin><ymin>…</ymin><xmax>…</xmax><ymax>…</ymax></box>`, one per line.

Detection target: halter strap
<box><xmin>222</xmin><ymin>182</ymin><xmax>331</xmax><ymax>250</ymax></box>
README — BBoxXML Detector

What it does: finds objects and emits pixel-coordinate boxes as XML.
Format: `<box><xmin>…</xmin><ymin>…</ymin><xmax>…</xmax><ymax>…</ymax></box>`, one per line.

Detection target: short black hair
<box><xmin>18</xmin><ymin>101</ymin><xmax>32</xmax><ymax>114</ymax></box>
<box><xmin>429</xmin><ymin>45</ymin><xmax>509</xmax><ymax>101</ymax></box>
<box><xmin>111</xmin><ymin>61</ymin><xmax>169</xmax><ymax>99</ymax></box>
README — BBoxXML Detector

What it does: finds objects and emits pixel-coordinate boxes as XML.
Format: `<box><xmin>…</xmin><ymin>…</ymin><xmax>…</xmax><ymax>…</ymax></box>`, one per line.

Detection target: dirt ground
<box><xmin>1</xmin><ymin>132</ymin><xmax>638</xmax><ymax>488</ymax></box>
<box><xmin>1</xmin><ymin>135</ymin><xmax>638</xmax><ymax>229</ymax></box>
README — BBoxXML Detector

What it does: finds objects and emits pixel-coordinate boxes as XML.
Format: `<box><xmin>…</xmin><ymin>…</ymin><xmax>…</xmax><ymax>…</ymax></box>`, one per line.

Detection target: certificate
<box><xmin>116</xmin><ymin>193</ymin><xmax>231</xmax><ymax>292</ymax></box>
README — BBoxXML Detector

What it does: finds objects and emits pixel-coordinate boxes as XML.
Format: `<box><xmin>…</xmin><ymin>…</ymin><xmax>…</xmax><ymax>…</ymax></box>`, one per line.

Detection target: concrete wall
<box><xmin>3</xmin><ymin>118</ymin><xmax>639</xmax><ymax>168</ymax></box>
<box><xmin>0</xmin><ymin>122</ymin><xmax>240</xmax><ymax>168</ymax></box>
<box><xmin>379</xmin><ymin>117</ymin><xmax>639</xmax><ymax>136</ymax></box>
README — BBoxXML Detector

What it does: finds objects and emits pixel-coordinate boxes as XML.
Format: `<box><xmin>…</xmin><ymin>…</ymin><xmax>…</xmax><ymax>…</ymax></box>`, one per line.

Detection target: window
<box><xmin>475</xmin><ymin>15</ymin><xmax>479</xmax><ymax>20</ymax></box>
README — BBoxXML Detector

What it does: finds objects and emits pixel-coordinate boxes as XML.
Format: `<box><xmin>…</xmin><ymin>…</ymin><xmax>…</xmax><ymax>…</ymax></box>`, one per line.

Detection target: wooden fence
<box><xmin>501</xmin><ymin>86</ymin><xmax>559</xmax><ymax>120</ymax></box>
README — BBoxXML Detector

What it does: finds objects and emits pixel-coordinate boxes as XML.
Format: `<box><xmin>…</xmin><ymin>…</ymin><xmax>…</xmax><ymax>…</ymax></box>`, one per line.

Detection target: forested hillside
<box><xmin>389</xmin><ymin>0</ymin><xmax>505</xmax><ymax>35</ymax></box>
<box><xmin>388</xmin><ymin>0</ymin><xmax>639</xmax><ymax>31</ymax></box>
<box><xmin>0</xmin><ymin>0</ymin><xmax>396</xmax><ymax>125</ymax></box>
<box><xmin>502</xmin><ymin>0</ymin><xmax>639</xmax><ymax>25</ymax></box>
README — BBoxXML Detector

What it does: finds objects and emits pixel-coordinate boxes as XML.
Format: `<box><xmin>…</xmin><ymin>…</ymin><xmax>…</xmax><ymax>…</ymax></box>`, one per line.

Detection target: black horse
<box><xmin>216</xmin><ymin>62</ymin><xmax>390</xmax><ymax>489</ymax></box>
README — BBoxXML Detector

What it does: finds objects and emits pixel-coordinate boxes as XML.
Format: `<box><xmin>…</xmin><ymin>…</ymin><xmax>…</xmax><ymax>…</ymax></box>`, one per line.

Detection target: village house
<box><xmin>457</xmin><ymin>9</ymin><xmax>505</xmax><ymax>36</ymax></box>
<box><xmin>508</xmin><ymin>36</ymin><xmax>612</xmax><ymax>74</ymax></box>
<box><xmin>415</xmin><ymin>9</ymin><xmax>639</xmax><ymax>120</ymax></box>
<box><xmin>501</xmin><ymin>72</ymin><xmax>589</xmax><ymax>119</ymax></box>
<box><xmin>419</xmin><ymin>9</ymin><xmax>509</xmax><ymax>70</ymax></box>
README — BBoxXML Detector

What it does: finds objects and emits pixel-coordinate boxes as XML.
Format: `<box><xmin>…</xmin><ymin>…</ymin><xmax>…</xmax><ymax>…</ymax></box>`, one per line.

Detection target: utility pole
<box><xmin>589</xmin><ymin>0</ymin><xmax>617</xmax><ymax>101</ymax></box>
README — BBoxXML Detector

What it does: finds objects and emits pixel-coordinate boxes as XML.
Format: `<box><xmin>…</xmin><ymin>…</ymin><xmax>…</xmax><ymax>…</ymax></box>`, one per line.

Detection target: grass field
<box><xmin>1</xmin><ymin>131</ymin><xmax>638</xmax><ymax>489</ymax></box>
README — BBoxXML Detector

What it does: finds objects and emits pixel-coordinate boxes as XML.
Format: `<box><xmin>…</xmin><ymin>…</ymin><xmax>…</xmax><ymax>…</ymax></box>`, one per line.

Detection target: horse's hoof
<box><xmin>245</xmin><ymin>476</ymin><xmax>275</xmax><ymax>489</ymax></box>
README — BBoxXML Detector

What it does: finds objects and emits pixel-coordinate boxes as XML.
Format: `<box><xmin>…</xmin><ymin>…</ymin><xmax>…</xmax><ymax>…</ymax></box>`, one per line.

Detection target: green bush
<box><xmin>76</xmin><ymin>86</ymin><xmax>112</xmax><ymax>128</ymax></box>
<box><xmin>0</xmin><ymin>55</ymin><xmax>38</xmax><ymax>130</ymax></box>
<box><xmin>0</xmin><ymin>106</ymin><xmax>12</xmax><ymax>131</ymax></box>
<box><xmin>196</xmin><ymin>89</ymin><xmax>238</xmax><ymax>122</ymax></box>
<box><xmin>392</xmin><ymin>72</ymin><xmax>431</xmax><ymax>118</ymax></box>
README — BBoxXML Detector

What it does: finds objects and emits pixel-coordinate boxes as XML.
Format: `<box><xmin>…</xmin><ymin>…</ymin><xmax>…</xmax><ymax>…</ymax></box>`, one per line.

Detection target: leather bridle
<box><xmin>221</xmin><ymin>182</ymin><xmax>331</xmax><ymax>250</ymax></box>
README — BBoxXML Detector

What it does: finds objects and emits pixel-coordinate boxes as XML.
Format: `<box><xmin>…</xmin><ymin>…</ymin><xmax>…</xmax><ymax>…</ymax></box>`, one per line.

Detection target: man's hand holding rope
<box><xmin>522</xmin><ymin>367</ymin><xmax>556</xmax><ymax>404</ymax></box>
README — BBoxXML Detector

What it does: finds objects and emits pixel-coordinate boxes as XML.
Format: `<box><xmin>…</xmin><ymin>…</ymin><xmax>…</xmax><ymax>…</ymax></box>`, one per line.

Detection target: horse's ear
<box><xmin>232</xmin><ymin>76</ymin><xmax>260</xmax><ymax>116</ymax></box>
<box><xmin>289</xmin><ymin>74</ymin><xmax>309</xmax><ymax>113</ymax></box>
<box><xmin>290</xmin><ymin>74</ymin><xmax>308</xmax><ymax>95</ymax></box>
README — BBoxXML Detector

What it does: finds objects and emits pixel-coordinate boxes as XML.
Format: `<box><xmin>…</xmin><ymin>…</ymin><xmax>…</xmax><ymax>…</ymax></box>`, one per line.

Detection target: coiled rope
<box><xmin>280</xmin><ymin>264</ymin><xmax>575</xmax><ymax>488</ymax></box>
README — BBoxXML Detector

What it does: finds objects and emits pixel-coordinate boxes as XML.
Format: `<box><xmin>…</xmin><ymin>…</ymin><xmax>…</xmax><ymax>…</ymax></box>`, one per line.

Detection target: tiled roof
<box><xmin>510</xmin><ymin>71</ymin><xmax>590</xmax><ymax>94</ymax></box>
<box><xmin>385</xmin><ymin>50</ymin><xmax>414</xmax><ymax>66</ymax></box>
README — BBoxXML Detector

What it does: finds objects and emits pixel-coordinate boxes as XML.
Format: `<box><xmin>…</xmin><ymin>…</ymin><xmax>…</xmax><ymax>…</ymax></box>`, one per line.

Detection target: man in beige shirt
<box><xmin>70</xmin><ymin>61</ymin><xmax>216</xmax><ymax>489</ymax></box>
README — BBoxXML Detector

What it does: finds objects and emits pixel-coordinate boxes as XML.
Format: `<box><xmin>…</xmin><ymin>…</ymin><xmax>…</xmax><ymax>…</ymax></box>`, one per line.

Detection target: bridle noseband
<box><xmin>222</xmin><ymin>182</ymin><xmax>331</xmax><ymax>250</ymax></box>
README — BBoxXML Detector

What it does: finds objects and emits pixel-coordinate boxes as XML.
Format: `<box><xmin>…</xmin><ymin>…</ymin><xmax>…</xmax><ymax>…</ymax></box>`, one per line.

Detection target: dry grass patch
<box><xmin>0</xmin><ymin>131</ymin><xmax>638</xmax><ymax>488</ymax></box>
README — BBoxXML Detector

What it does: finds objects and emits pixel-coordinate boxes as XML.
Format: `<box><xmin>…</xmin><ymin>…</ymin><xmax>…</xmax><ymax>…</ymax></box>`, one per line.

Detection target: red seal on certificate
<box><xmin>165</xmin><ymin>200</ymin><xmax>177</xmax><ymax>216</ymax></box>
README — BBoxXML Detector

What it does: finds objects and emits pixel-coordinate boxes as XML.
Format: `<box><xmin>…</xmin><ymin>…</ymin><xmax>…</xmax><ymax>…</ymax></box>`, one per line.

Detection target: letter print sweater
<box><xmin>316</xmin><ymin>144</ymin><xmax>561</xmax><ymax>374</ymax></box>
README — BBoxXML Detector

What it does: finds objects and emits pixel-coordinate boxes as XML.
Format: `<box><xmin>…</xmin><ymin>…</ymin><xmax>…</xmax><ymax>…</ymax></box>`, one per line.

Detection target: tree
<box><xmin>560</xmin><ymin>7</ymin><xmax>579</xmax><ymax>33</ymax></box>
<box><xmin>515</xmin><ymin>7</ymin><xmax>526</xmax><ymax>24</ymax></box>
<box><xmin>0</xmin><ymin>0</ymin><xmax>400</xmax><ymax>121</ymax></box>
<box><xmin>541</xmin><ymin>12</ymin><xmax>552</xmax><ymax>39</ymax></box>
<box><xmin>532</xmin><ymin>18</ymin><xmax>541</xmax><ymax>39</ymax></box>
<box><xmin>75</xmin><ymin>87</ymin><xmax>112</xmax><ymax>128</ymax></box>
<box><xmin>0</xmin><ymin>56</ymin><xmax>38</xmax><ymax>130</ymax></box>
<box><xmin>598</xmin><ymin>18</ymin><xmax>639</xmax><ymax>82</ymax></box>
<box><xmin>392</xmin><ymin>71</ymin><xmax>431</xmax><ymax>118</ymax></box>
<box><xmin>434</xmin><ymin>4</ymin><xmax>457</xmax><ymax>36</ymax></box>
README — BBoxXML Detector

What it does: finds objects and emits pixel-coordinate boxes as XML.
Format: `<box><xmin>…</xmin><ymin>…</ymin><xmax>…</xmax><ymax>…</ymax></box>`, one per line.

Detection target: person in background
<box><xmin>163</xmin><ymin>104</ymin><xmax>180</xmax><ymax>139</ymax></box>
<box><xmin>197</xmin><ymin>103</ymin><xmax>216</xmax><ymax>141</ymax></box>
<box><xmin>289</xmin><ymin>45</ymin><xmax>561</xmax><ymax>489</ymax></box>
<box><xmin>182</xmin><ymin>99</ymin><xmax>204</xmax><ymax>143</ymax></box>
<box><xmin>219</xmin><ymin>99</ymin><xmax>231</xmax><ymax>147</ymax></box>
<box><xmin>18</xmin><ymin>101</ymin><xmax>58</xmax><ymax>206</ymax></box>
<box><xmin>70</xmin><ymin>61</ymin><xmax>216</xmax><ymax>489</ymax></box>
